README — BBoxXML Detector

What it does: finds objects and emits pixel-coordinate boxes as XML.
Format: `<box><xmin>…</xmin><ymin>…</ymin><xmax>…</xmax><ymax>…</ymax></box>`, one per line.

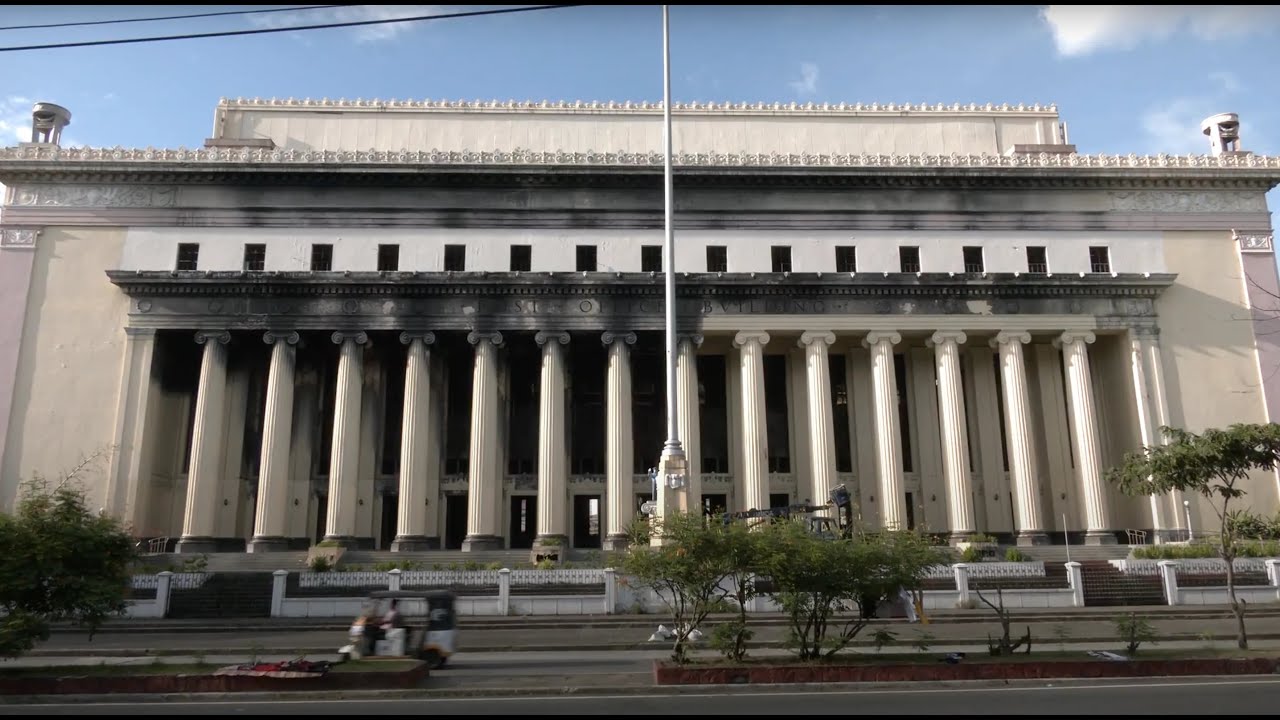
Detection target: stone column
<box><xmin>602</xmin><ymin>331</ymin><xmax>636</xmax><ymax>550</ymax></box>
<box><xmin>463</xmin><ymin>331</ymin><xmax>504</xmax><ymax>551</ymax></box>
<box><xmin>106</xmin><ymin>327</ymin><xmax>158</xmax><ymax>530</ymax></box>
<box><xmin>1127</xmin><ymin>328</ymin><xmax>1166</xmax><ymax>541</ymax></box>
<box><xmin>734</xmin><ymin>331</ymin><xmax>771</xmax><ymax>515</ymax></box>
<box><xmin>176</xmin><ymin>330</ymin><xmax>231</xmax><ymax>554</ymax></box>
<box><xmin>799</xmin><ymin>331</ymin><xmax>838</xmax><ymax>515</ymax></box>
<box><xmin>393</xmin><ymin>332</ymin><xmax>439</xmax><ymax>551</ymax></box>
<box><xmin>992</xmin><ymin>331</ymin><xmax>1048</xmax><ymax>545</ymax></box>
<box><xmin>1057</xmin><ymin>330</ymin><xmax>1114</xmax><ymax>544</ymax></box>
<box><xmin>534</xmin><ymin>330</ymin><xmax>570</xmax><ymax>550</ymax></box>
<box><xmin>929</xmin><ymin>330</ymin><xmax>976</xmax><ymax>542</ymax></box>
<box><xmin>1142</xmin><ymin>330</ymin><xmax>1186</xmax><ymax>534</ymax></box>
<box><xmin>323</xmin><ymin>330</ymin><xmax>367</xmax><ymax>548</ymax></box>
<box><xmin>656</xmin><ymin>333</ymin><xmax>703</xmax><ymax>522</ymax></box>
<box><xmin>249</xmin><ymin>331</ymin><xmax>300</xmax><ymax>552</ymax></box>
<box><xmin>863</xmin><ymin>331</ymin><xmax>907</xmax><ymax>530</ymax></box>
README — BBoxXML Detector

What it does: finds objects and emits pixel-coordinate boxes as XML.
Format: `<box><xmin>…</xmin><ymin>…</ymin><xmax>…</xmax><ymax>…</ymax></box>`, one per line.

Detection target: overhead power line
<box><xmin>0</xmin><ymin>4</ymin><xmax>583</xmax><ymax>53</ymax></box>
<box><xmin>0</xmin><ymin>5</ymin><xmax>355</xmax><ymax>32</ymax></box>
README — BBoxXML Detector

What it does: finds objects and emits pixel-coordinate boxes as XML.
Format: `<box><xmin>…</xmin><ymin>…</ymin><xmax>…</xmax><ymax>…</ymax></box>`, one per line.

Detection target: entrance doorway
<box><xmin>379</xmin><ymin>495</ymin><xmax>397</xmax><ymax>550</ymax></box>
<box><xmin>509</xmin><ymin>495</ymin><xmax>537</xmax><ymax>549</ymax></box>
<box><xmin>702</xmin><ymin>493</ymin><xmax>728</xmax><ymax>517</ymax></box>
<box><xmin>573</xmin><ymin>494</ymin><xmax>602</xmax><ymax>548</ymax></box>
<box><xmin>769</xmin><ymin>493</ymin><xmax>790</xmax><ymax>509</ymax></box>
<box><xmin>314</xmin><ymin>494</ymin><xmax>327</xmax><ymax>543</ymax></box>
<box><xmin>905</xmin><ymin>492</ymin><xmax>917</xmax><ymax>531</ymax></box>
<box><xmin>444</xmin><ymin>495</ymin><xmax>468</xmax><ymax>549</ymax></box>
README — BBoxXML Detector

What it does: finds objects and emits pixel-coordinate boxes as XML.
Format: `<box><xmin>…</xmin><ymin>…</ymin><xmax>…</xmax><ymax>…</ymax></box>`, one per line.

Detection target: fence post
<box><xmin>155</xmin><ymin>571</ymin><xmax>173</xmax><ymax>619</ymax></box>
<box><xmin>1065</xmin><ymin>561</ymin><xmax>1084</xmax><ymax>608</ymax></box>
<box><xmin>952</xmin><ymin>563</ymin><xmax>970</xmax><ymax>607</ymax></box>
<box><xmin>388</xmin><ymin>568</ymin><xmax>402</xmax><ymax>592</ymax></box>
<box><xmin>1265</xmin><ymin>559</ymin><xmax>1280</xmax><ymax>588</ymax></box>
<box><xmin>498</xmin><ymin>567</ymin><xmax>511</xmax><ymax>616</ymax></box>
<box><xmin>271</xmin><ymin>569</ymin><xmax>288</xmax><ymax>618</ymax></box>
<box><xmin>604</xmin><ymin>567</ymin><xmax>617</xmax><ymax>615</ymax></box>
<box><xmin>1157</xmin><ymin>560</ymin><xmax>1180</xmax><ymax>606</ymax></box>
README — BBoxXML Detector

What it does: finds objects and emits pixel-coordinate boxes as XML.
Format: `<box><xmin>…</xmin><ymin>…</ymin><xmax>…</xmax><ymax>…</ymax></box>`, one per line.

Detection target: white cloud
<box><xmin>248</xmin><ymin>5</ymin><xmax>442</xmax><ymax>44</ymax></box>
<box><xmin>1141</xmin><ymin>98</ymin><xmax>1209</xmax><ymax>155</ymax></box>
<box><xmin>788</xmin><ymin>62</ymin><xmax>819</xmax><ymax>96</ymax></box>
<box><xmin>1041</xmin><ymin>5</ymin><xmax>1280</xmax><ymax>56</ymax></box>
<box><xmin>0</xmin><ymin>96</ymin><xmax>34</xmax><ymax>145</ymax></box>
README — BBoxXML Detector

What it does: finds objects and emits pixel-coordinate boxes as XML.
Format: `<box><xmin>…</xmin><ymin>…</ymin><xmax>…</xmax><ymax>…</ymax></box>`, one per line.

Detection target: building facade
<box><xmin>1</xmin><ymin>99</ymin><xmax>1278</xmax><ymax>554</ymax></box>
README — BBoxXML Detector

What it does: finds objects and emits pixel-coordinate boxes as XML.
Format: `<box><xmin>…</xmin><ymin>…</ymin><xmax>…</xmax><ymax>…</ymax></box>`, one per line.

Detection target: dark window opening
<box><xmin>377</xmin><ymin>244</ymin><xmax>399</xmax><ymax>272</ymax></box>
<box><xmin>444</xmin><ymin>244</ymin><xmax>465</xmax><ymax>271</ymax></box>
<box><xmin>895</xmin><ymin>353</ymin><xmax>913</xmax><ymax>473</ymax></box>
<box><xmin>576</xmin><ymin>245</ymin><xmax>598</xmax><ymax>272</ymax></box>
<box><xmin>764</xmin><ymin>355</ymin><xmax>790</xmax><ymax>473</ymax></box>
<box><xmin>641</xmin><ymin>245</ymin><xmax>662</xmax><ymax>272</ymax></box>
<box><xmin>1026</xmin><ymin>246</ymin><xmax>1048</xmax><ymax>274</ymax></box>
<box><xmin>836</xmin><ymin>245</ymin><xmax>857</xmax><ymax>273</ymax></box>
<box><xmin>1089</xmin><ymin>246</ymin><xmax>1111</xmax><ymax>273</ymax></box>
<box><xmin>706</xmin><ymin>245</ymin><xmax>727</xmax><ymax>272</ymax></box>
<box><xmin>243</xmin><ymin>243</ymin><xmax>265</xmax><ymax>272</ymax></box>
<box><xmin>311</xmin><ymin>244</ymin><xmax>333</xmax><ymax>271</ymax></box>
<box><xmin>899</xmin><ymin>246</ymin><xmax>920</xmax><ymax>273</ymax></box>
<box><xmin>510</xmin><ymin>244</ymin><xmax>531</xmax><ymax>272</ymax></box>
<box><xmin>830</xmin><ymin>354</ymin><xmax>853</xmax><ymax>472</ymax></box>
<box><xmin>697</xmin><ymin>355</ymin><xmax>729</xmax><ymax>473</ymax></box>
<box><xmin>771</xmin><ymin>246</ymin><xmax>792</xmax><ymax>273</ymax></box>
<box><xmin>176</xmin><ymin>243</ymin><xmax>200</xmax><ymax>271</ymax></box>
<box><xmin>963</xmin><ymin>246</ymin><xmax>985</xmax><ymax>273</ymax></box>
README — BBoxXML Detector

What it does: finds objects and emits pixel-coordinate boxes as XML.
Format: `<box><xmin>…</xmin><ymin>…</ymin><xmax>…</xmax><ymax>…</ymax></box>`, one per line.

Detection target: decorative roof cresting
<box><xmin>213</xmin><ymin>97</ymin><xmax>1062</xmax><ymax>114</ymax></box>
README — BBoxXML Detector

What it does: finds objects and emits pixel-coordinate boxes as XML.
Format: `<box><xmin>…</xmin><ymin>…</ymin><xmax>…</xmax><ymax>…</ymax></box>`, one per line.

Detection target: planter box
<box><xmin>653</xmin><ymin>656</ymin><xmax>1280</xmax><ymax>685</ymax></box>
<box><xmin>0</xmin><ymin>661</ymin><xmax>427</xmax><ymax>696</ymax></box>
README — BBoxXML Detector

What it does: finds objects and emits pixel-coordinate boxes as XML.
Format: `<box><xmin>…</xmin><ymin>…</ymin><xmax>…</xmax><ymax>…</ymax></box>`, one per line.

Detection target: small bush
<box><xmin>308</xmin><ymin>556</ymin><xmax>332</xmax><ymax>573</ymax></box>
<box><xmin>1004</xmin><ymin>547</ymin><xmax>1029</xmax><ymax>562</ymax></box>
<box><xmin>1114</xmin><ymin>612</ymin><xmax>1157</xmax><ymax>655</ymax></box>
<box><xmin>961</xmin><ymin>546</ymin><xmax>983</xmax><ymax>563</ymax></box>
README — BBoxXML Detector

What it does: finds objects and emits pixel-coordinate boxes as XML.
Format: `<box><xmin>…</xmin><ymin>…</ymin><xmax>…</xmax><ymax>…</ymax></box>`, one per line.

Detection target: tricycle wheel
<box><xmin>421</xmin><ymin>649</ymin><xmax>445</xmax><ymax>669</ymax></box>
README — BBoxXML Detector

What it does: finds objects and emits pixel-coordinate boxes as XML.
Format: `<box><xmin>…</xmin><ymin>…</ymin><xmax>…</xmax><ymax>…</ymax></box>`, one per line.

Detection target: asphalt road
<box><xmin>6</xmin><ymin>678</ymin><xmax>1280</xmax><ymax>714</ymax></box>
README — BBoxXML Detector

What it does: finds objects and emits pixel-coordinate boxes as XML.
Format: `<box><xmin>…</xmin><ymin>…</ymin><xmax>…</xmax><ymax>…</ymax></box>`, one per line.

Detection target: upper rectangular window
<box><xmin>706</xmin><ymin>245</ymin><xmax>727</xmax><ymax>272</ymax></box>
<box><xmin>176</xmin><ymin>243</ymin><xmax>199</xmax><ymax>271</ymax></box>
<box><xmin>311</xmin><ymin>243</ymin><xmax>333</xmax><ymax>272</ymax></box>
<box><xmin>444</xmin><ymin>244</ymin><xmax>465</xmax><ymax>271</ymax></box>
<box><xmin>771</xmin><ymin>246</ymin><xmax>792</xmax><ymax>272</ymax></box>
<box><xmin>377</xmin><ymin>244</ymin><xmax>400</xmax><ymax>272</ymax></box>
<box><xmin>510</xmin><ymin>244</ymin><xmax>531</xmax><ymax>272</ymax></box>
<box><xmin>962</xmin><ymin>246</ymin><xmax>985</xmax><ymax>273</ymax></box>
<box><xmin>641</xmin><ymin>245</ymin><xmax>662</xmax><ymax>272</ymax></box>
<box><xmin>243</xmin><ymin>243</ymin><xmax>265</xmax><ymax>272</ymax></box>
<box><xmin>1026</xmin><ymin>246</ymin><xmax>1047</xmax><ymax>274</ymax></box>
<box><xmin>835</xmin><ymin>245</ymin><xmax>857</xmax><ymax>273</ymax></box>
<box><xmin>576</xmin><ymin>245</ymin><xmax>597</xmax><ymax>272</ymax></box>
<box><xmin>899</xmin><ymin>246</ymin><xmax>920</xmax><ymax>273</ymax></box>
<box><xmin>1089</xmin><ymin>246</ymin><xmax>1111</xmax><ymax>273</ymax></box>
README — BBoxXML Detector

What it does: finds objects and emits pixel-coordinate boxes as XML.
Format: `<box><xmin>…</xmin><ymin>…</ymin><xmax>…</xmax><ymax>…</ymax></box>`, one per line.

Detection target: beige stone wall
<box><xmin>1</xmin><ymin>227</ymin><xmax>129</xmax><ymax>512</ymax></box>
<box><xmin>1155</xmin><ymin>230</ymin><xmax>1280</xmax><ymax>524</ymax></box>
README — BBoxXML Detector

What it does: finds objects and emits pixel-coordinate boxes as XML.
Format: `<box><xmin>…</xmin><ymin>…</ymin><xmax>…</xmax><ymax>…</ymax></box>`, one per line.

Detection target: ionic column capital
<box><xmin>399</xmin><ymin>331</ymin><xmax>437</xmax><ymax>346</ymax></box>
<box><xmin>990</xmin><ymin>330</ymin><xmax>1031</xmax><ymax>349</ymax></box>
<box><xmin>194</xmin><ymin>330</ymin><xmax>231</xmax><ymax>346</ymax></box>
<box><xmin>535</xmin><ymin>330</ymin><xmax>571</xmax><ymax>347</ymax></box>
<box><xmin>677</xmin><ymin>333</ymin><xmax>705</xmax><ymax>348</ymax></box>
<box><xmin>861</xmin><ymin>331</ymin><xmax>900</xmax><ymax>349</ymax></box>
<box><xmin>798</xmin><ymin>330</ymin><xmax>837</xmax><ymax>349</ymax></box>
<box><xmin>262</xmin><ymin>330</ymin><xmax>300</xmax><ymax>346</ymax></box>
<box><xmin>601</xmin><ymin>331</ymin><xmax>637</xmax><ymax>347</ymax></box>
<box><xmin>927</xmin><ymin>330</ymin><xmax>968</xmax><ymax>348</ymax></box>
<box><xmin>733</xmin><ymin>331</ymin><xmax>771</xmax><ymax>348</ymax></box>
<box><xmin>1054</xmin><ymin>330</ymin><xmax>1096</xmax><ymax>349</ymax></box>
<box><xmin>467</xmin><ymin>330</ymin><xmax>504</xmax><ymax>348</ymax></box>
<box><xmin>331</xmin><ymin>330</ymin><xmax>368</xmax><ymax>346</ymax></box>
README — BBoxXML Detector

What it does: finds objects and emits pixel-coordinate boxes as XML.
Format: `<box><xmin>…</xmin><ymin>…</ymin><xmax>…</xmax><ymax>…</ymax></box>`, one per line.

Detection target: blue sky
<box><xmin>1</xmin><ymin>4</ymin><xmax>1279</xmax><ymax>215</ymax></box>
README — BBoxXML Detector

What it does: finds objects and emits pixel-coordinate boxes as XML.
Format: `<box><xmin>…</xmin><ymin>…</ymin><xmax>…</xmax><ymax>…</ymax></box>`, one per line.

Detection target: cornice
<box><xmin>216</xmin><ymin>97</ymin><xmax>1060</xmax><ymax>116</ymax></box>
<box><xmin>104</xmin><ymin>270</ymin><xmax>1178</xmax><ymax>300</ymax></box>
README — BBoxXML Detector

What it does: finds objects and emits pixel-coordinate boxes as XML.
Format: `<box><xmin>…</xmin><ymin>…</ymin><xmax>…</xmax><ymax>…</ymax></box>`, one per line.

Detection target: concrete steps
<box><xmin>1078</xmin><ymin>560</ymin><xmax>1165</xmax><ymax>607</ymax></box>
<box><xmin>167</xmin><ymin>572</ymin><xmax>276</xmax><ymax>619</ymax></box>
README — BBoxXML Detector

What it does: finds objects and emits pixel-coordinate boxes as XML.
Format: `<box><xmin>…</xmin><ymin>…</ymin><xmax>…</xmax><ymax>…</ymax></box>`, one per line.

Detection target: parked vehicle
<box><xmin>339</xmin><ymin>589</ymin><xmax>457</xmax><ymax>669</ymax></box>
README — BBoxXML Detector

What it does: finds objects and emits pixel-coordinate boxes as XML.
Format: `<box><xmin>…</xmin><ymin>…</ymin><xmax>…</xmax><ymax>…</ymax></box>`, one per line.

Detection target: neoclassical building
<box><xmin>1</xmin><ymin>98</ymin><xmax>1278</xmax><ymax>553</ymax></box>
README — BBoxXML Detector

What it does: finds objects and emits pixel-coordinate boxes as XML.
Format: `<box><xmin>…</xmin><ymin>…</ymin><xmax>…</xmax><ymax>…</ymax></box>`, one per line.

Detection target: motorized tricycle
<box><xmin>338</xmin><ymin>589</ymin><xmax>457</xmax><ymax>669</ymax></box>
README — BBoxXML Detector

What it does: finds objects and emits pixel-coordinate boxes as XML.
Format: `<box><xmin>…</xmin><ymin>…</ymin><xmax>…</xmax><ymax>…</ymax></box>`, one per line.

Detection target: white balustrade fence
<box><xmin>131</xmin><ymin>572</ymin><xmax>208</xmax><ymax>590</ymax></box>
<box><xmin>1110</xmin><ymin>558</ymin><xmax>1275</xmax><ymax>577</ymax></box>
<box><xmin>1154</xmin><ymin>559</ymin><xmax>1280</xmax><ymax>606</ymax></box>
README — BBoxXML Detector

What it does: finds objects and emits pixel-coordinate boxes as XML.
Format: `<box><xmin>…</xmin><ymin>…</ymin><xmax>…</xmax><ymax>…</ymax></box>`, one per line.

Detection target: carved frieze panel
<box><xmin>1110</xmin><ymin>190</ymin><xmax>1268</xmax><ymax>213</ymax></box>
<box><xmin>9</xmin><ymin>184</ymin><xmax>177</xmax><ymax>208</ymax></box>
<box><xmin>0</xmin><ymin>227</ymin><xmax>38</xmax><ymax>248</ymax></box>
<box><xmin>1235</xmin><ymin>231</ymin><xmax>1274</xmax><ymax>253</ymax></box>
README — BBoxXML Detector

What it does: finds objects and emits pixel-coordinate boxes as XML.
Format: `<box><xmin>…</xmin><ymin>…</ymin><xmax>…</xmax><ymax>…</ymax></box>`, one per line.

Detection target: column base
<box><xmin>531</xmin><ymin>535</ymin><xmax>568</xmax><ymax>563</ymax></box>
<box><xmin>1016</xmin><ymin>531</ymin><xmax>1051</xmax><ymax>547</ymax></box>
<box><xmin>174</xmin><ymin>536</ymin><xmax>218</xmax><ymax>554</ymax></box>
<box><xmin>391</xmin><ymin>536</ymin><xmax>440</xmax><ymax>552</ymax></box>
<box><xmin>602</xmin><ymin>534</ymin><xmax>631</xmax><ymax>552</ymax></box>
<box><xmin>461</xmin><ymin>534</ymin><xmax>503</xmax><ymax>552</ymax></box>
<box><xmin>1085</xmin><ymin>530</ymin><xmax>1118</xmax><ymax>545</ymax></box>
<box><xmin>320</xmin><ymin>535</ymin><xmax>362</xmax><ymax>550</ymax></box>
<box><xmin>247</xmin><ymin>536</ymin><xmax>290</xmax><ymax>553</ymax></box>
<box><xmin>948</xmin><ymin>531</ymin><xmax>975</xmax><ymax>546</ymax></box>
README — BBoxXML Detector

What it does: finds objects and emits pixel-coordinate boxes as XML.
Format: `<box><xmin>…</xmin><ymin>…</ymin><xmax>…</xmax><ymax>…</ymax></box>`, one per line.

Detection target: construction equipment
<box><xmin>720</xmin><ymin>484</ymin><xmax>856</xmax><ymax>539</ymax></box>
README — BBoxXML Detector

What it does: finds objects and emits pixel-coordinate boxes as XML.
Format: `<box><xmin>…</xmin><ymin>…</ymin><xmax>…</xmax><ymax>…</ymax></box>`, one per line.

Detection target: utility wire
<box><xmin>0</xmin><ymin>4</ymin><xmax>583</xmax><ymax>53</ymax></box>
<box><xmin>0</xmin><ymin>5</ymin><xmax>355</xmax><ymax>32</ymax></box>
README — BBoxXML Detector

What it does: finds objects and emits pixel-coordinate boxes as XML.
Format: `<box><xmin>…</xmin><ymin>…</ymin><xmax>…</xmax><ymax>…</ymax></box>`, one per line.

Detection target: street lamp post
<box><xmin>651</xmin><ymin>4</ymin><xmax>687</xmax><ymax>545</ymax></box>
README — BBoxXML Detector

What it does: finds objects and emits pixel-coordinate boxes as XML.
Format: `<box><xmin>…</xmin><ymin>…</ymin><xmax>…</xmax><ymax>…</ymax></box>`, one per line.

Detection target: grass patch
<box><xmin>674</xmin><ymin>647</ymin><xmax>1279</xmax><ymax>667</ymax></box>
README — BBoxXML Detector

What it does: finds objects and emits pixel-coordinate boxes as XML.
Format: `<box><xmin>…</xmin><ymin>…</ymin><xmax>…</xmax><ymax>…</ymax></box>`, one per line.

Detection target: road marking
<box><xmin>13</xmin><ymin>677</ymin><xmax>1280</xmax><ymax>707</ymax></box>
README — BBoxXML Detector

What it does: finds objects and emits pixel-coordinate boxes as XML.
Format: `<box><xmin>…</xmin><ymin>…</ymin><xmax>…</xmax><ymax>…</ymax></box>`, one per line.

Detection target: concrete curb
<box><xmin>6</xmin><ymin>674</ymin><xmax>1280</xmax><ymax>705</ymax></box>
<box><xmin>27</xmin><ymin>633</ymin><xmax>1280</xmax><ymax>657</ymax></box>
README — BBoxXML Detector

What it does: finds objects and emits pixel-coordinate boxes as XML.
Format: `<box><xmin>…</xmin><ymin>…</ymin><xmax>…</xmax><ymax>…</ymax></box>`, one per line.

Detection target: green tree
<box><xmin>0</xmin><ymin>458</ymin><xmax>138</xmax><ymax>658</ymax></box>
<box><xmin>1105</xmin><ymin>422</ymin><xmax>1280</xmax><ymax>650</ymax></box>
<box><xmin>707</xmin><ymin>518</ymin><xmax>767</xmax><ymax>662</ymax></box>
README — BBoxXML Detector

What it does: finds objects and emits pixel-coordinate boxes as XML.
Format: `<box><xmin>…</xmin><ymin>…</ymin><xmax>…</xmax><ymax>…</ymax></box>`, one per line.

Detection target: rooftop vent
<box><xmin>30</xmin><ymin>102</ymin><xmax>71</xmax><ymax>146</ymax></box>
<box><xmin>1201</xmin><ymin>112</ymin><xmax>1245</xmax><ymax>156</ymax></box>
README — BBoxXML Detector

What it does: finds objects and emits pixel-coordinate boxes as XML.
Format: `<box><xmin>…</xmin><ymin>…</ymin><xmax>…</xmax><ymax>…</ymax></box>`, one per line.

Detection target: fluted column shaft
<box><xmin>1142</xmin><ymin>331</ymin><xmax>1185</xmax><ymax>532</ymax></box>
<box><xmin>864</xmin><ymin>331</ymin><xmax>907</xmax><ymax>530</ymax></box>
<box><xmin>603</xmin><ymin>331</ymin><xmax>636</xmax><ymax>549</ymax></box>
<box><xmin>800</xmin><ymin>332</ymin><xmax>838</xmax><ymax>516</ymax></box>
<box><xmin>1127</xmin><ymin>329</ymin><xmax>1166</xmax><ymax>540</ymax></box>
<box><xmin>463</xmin><ymin>331</ymin><xmax>504</xmax><ymax>551</ymax></box>
<box><xmin>735</xmin><ymin>331</ymin><xmax>771</xmax><ymax>515</ymax></box>
<box><xmin>930</xmin><ymin>331</ymin><xmax>975</xmax><ymax>541</ymax></box>
<box><xmin>993</xmin><ymin>331</ymin><xmax>1047</xmax><ymax>543</ymax></box>
<box><xmin>670</xmin><ymin>334</ymin><xmax>703</xmax><ymax>514</ymax></box>
<box><xmin>324</xmin><ymin>331</ymin><xmax>367</xmax><ymax>547</ymax></box>
<box><xmin>177</xmin><ymin>330</ymin><xmax>231</xmax><ymax>553</ymax></box>
<box><xmin>249</xmin><ymin>331</ymin><xmax>300</xmax><ymax>552</ymax></box>
<box><xmin>393</xmin><ymin>332</ymin><xmax>438</xmax><ymax>551</ymax></box>
<box><xmin>1058</xmin><ymin>331</ymin><xmax>1113</xmax><ymax>543</ymax></box>
<box><xmin>535</xmin><ymin>331</ymin><xmax>570</xmax><ymax>545</ymax></box>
